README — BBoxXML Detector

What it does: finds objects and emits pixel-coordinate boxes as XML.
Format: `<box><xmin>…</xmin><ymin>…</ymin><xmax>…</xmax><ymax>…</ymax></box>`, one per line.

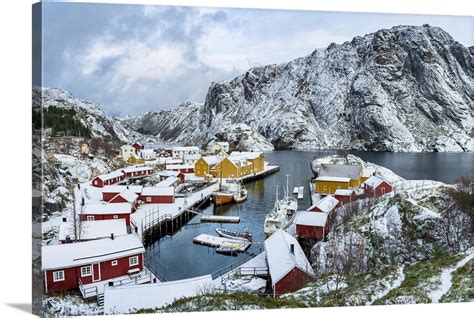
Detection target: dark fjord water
<box><xmin>146</xmin><ymin>150</ymin><xmax>473</xmax><ymax>281</ymax></box>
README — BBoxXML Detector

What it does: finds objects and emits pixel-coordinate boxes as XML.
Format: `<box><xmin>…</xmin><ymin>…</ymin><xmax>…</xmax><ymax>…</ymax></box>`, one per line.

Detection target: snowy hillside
<box><xmin>33</xmin><ymin>87</ymin><xmax>159</xmax><ymax>144</ymax></box>
<box><xmin>128</xmin><ymin>25</ymin><xmax>473</xmax><ymax>152</ymax></box>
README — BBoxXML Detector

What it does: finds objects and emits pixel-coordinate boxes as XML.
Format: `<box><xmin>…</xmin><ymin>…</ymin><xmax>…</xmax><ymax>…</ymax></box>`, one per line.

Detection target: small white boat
<box><xmin>215</xmin><ymin>228</ymin><xmax>252</xmax><ymax>241</ymax></box>
<box><xmin>233</xmin><ymin>183</ymin><xmax>248</xmax><ymax>203</ymax></box>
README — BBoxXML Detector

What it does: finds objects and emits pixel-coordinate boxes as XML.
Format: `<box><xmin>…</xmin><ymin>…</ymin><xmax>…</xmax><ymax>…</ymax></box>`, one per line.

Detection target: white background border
<box><xmin>0</xmin><ymin>1</ymin><xmax>472</xmax><ymax>317</ymax></box>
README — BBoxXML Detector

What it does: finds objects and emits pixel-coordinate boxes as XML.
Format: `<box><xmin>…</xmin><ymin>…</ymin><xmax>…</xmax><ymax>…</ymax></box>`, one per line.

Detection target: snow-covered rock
<box><xmin>128</xmin><ymin>25</ymin><xmax>473</xmax><ymax>152</ymax></box>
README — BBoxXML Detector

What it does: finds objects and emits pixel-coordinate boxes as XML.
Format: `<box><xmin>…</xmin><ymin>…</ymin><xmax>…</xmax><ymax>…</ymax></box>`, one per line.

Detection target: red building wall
<box><xmin>80</xmin><ymin>214</ymin><xmax>131</xmax><ymax>225</ymax></box>
<box><xmin>365</xmin><ymin>181</ymin><xmax>393</xmax><ymax>198</ymax></box>
<box><xmin>44</xmin><ymin>253</ymin><xmax>143</xmax><ymax>293</ymax></box>
<box><xmin>92</xmin><ymin>177</ymin><xmax>104</xmax><ymax>188</ymax></box>
<box><xmin>138</xmin><ymin>195</ymin><xmax>175</xmax><ymax>204</ymax></box>
<box><xmin>296</xmin><ymin>224</ymin><xmax>328</xmax><ymax>240</ymax></box>
<box><xmin>334</xmin><ymin>193</ymin><xmax>356</xmax><ymax>204</ymax></box>
<box><xmin>273</xmin><ymin>267</ymin><xmax>312</xmax><ymax>295</ymax></box>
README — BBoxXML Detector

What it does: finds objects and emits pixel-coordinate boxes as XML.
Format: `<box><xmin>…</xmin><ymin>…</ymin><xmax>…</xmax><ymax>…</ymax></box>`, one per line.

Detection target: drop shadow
<box><xmin>5</xmin><ymin>303</ymin><xmax>32</xmax><ymax>314</ymax></box>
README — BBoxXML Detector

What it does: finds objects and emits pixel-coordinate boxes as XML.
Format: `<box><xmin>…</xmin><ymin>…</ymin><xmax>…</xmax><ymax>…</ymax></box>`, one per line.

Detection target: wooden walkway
<box><xmin>200</xmin><ymin>215</ymin><xmax>240</xmax><ymax>223</ymax></box>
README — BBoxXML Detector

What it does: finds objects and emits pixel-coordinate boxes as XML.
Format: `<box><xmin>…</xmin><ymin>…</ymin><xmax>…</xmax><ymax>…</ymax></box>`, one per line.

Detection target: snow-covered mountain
<box><xmin>33</xmin><ymin>87</ymin><xmax>159</xmax><ymax>144</ymax></box>
<box><xmin>128</xmin><ymin>25</ymin><xmax>473</xmax><ymax>152</ymax></box>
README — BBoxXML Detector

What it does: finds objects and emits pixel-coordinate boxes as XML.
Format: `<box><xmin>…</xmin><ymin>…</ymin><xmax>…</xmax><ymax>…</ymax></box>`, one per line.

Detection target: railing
<box><xmin>78</xmin><ymin>279</ymin><xmax>98</xmax><ymax>299</ymax></box>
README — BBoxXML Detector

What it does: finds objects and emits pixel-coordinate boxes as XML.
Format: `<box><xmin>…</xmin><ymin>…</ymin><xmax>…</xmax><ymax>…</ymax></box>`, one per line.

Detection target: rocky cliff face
<box><xmin>128</xmin><ymin>25</ymin><xmax>473</xmax><ymax>152</ymax></box>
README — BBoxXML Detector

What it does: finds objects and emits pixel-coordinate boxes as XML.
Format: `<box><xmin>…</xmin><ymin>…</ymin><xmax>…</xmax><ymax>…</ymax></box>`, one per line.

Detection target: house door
<box><xmin>92</xmin><ymin>263</ymin><xmax>101</xmax><ymax>282</ymax></box>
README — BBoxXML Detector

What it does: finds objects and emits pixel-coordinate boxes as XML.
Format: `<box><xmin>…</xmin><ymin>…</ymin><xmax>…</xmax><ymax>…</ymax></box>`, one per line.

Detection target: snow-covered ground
<box><xmin>428</xmin><ymin>247</ymin><xmax>474</xmax><ymax>303</ymax></box>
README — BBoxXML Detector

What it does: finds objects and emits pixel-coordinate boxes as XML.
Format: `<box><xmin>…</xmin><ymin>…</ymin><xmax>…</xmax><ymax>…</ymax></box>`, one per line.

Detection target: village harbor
<box><xmin>40</xmin><ymin>137</ymin><xmax>439</xmax><ymax>314</ymax></box>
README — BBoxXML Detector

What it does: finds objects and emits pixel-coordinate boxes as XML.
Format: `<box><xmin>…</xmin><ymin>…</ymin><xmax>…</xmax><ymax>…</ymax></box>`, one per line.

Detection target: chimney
<box><xmin>110</xmin><ymin>233</ymin><xmax>114</xmax><ymax>240</ymax></box>
<box><xmin>81</xmin><ymin>197</ymin><xmax>85</xmax><ymax>206</ymax></box>
<box><xmin>290</xmin><ymin>244</ymin><xmax>294</xmax><ymax>255</ymax></box>
<box><xmin>62</xmin><ymin>217</ymin><xmax>67</xmax><ymax>222</ymax></box>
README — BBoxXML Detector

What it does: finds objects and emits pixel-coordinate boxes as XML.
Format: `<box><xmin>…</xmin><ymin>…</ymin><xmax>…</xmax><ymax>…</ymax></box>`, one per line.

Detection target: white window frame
<box><xmin>129</xmin><ymin>255</ymin><xmax>139</xmax><ymax>267</ymax></box>
<box><xmin>87</xmin><ymin>216</ymin><xmax>94</xmax><ymax>221</ymax></box>
<box><xmin>146</xmin><ymin>197</ymin><xmax>151</xmax><ymax>203</ymax></box>
<box><xmin>323</xmin><ymin>186</ymin><xmax>328</xmax><ymax>190</ymax></box>
<box><xmin>53</xmin><ymin>270</ymin><xmax>65</xmax><ymax>282</ymax></box>
<box><xmin>113</xmin><ymin>215</ymin><xmax>118</xmax><ymax>219</ymax></box>
<box><xmin>111</xmin><ymin>260</ymin><xmax>118</xmax><ymax>266</ymax></box>
<box><xmin>81</xmin><ymin>266</ymin><xmax>92</xmax><ymax>277</ymax></box>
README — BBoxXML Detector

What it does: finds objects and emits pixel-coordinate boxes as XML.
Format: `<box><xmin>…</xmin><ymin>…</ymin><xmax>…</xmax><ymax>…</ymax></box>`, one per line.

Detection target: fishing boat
<box><xmin>263</xmin><ymin>175</ymin><xmax>298</xmax><ymax>237</ymax></box>
<box><xmin>215</xmin><ymin>228</ymin><xmax>252</xmax><ymax>241</ymax></box>
<box><xmin>233</xmin><ymin>183</ymin><xmax>248</xmax><ymax>203</ymax></box>
<box><xmin>213</xmin><ymin>166</ymin><xmax>234</xmax><ymax>205</ymax></box>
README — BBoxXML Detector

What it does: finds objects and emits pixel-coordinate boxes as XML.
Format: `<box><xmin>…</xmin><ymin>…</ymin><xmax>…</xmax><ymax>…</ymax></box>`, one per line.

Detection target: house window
<box><xmin>129</xmin><ymin>256</ymin><xmax>139</xmax><ymax>266</ymax></box>
<box><xmin>113</xmin><ymin>215</ymin><xmax>118</xmax><ymax>219</ymax></box>
<box><xmin>323</xmin><ymin>186</ymin><xmax>328</xmax><ymax>190</ymax></box>
<box><xmin>111</xmin><ymin>260</ymin><xmax>118</xmax><ymax>266</ymax></box>
<box><xmin>146</xmin><ymin>197</ymin><xmax>151</xmax><ymax>203</ymax></box>
<box><xmin>53</xmin><ymin>270</ymin><xmax>65</xmax><ymax>282</ymax></box>
<box><xmin>87</xmin><ymin>216</ymin><xmax>94</xmax><ymax>221</ymax></box>
<box><xmin>94</xmin><ymin>180</ymin><xmax>98</xmax><ymax>185</ymax></box>
<box><xmin>81</xmin><ymin>266</ymin><xmax>92</xmax><ymax>277</ymax></box>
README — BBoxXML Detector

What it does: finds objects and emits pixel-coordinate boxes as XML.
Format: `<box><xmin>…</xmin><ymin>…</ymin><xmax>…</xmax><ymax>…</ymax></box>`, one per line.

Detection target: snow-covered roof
<box><xmin>183</xmin><ymin>154</ymin><xmax>201</xmax><ymax>160</ymax></box>
<box><xmin>122</xmin><ymin>166</ymin><xmax>153</xmax><ymax>173</ymax></box>
<box><xmin>58</xmin><ymin>219</ymin><xmax>128</xmax><ymax>242</ymax></box>
<box><xmin>155</xmin><ymin>176</ymin><xmax>179</xmax><ymax>187</ymax></box>
<box><xmin>82</xmin><ymin>203</ymin><xmax>132</xmax><ymax>215</ymax></box>
<box><xmin>95</xmin><ymin>170</ymin><xmax>125</xmax><ymax>181</ymax></box>
<box><xmin>172</xmin><ymin>146</ymin><xmax>199</xmax><ymax>151</ymax></box>
<box><xmin>138</xmin><ymin>149</ymin><xmax>155</xmax><ymax>155</ymax></box>
<box><xmin>216</xmin><ymin>141</ymin><xmax>229</xmax><ymax>146</ymax></box>
<box><xmin>364</xmin><ymin>176</ymin><xmax>387</xmax><ymax>188</ymax></box>
<box><xmin>308</xmin><ymin>195</ymin><xmax>339</xmax><ymax>213</ymax></box>
<box><xmin>319</xmin><ymin>164</ymin><xmax>362</xmax><ymax>180</ymax></box>
<box><xmin>101</xmin><ymin>185</ymin><xmax>143</xmax><ymax>194</ymax></box>
<box><xmin>201</xmin><ymin>155</ymin><xmax>220</xmax><ymax>165</ymax></box>
<box><xmin>334</xmin><ymin>189</ymin><xmax>355</xmax><ymax>196</ymax></box>
<box><xmin>141</xmin><ymin>186</ymin><xmax>174</xmax><ymax>196</ymax></box>
<box><xmin>164</xmin><ymin>158</ymin><xmax>183</xmax><ymax>164</ymax></box>
<box><xmin>109</xmin><ymin>189</ymin><xmax>139</xmax><ymax>203</ymax></box>
<box><xmin>103</xmin><ymin>274</ymin><xmax>213</xmax><ymax>314</ymax></box>
<box><xmin>315</xmin><ymin>176</ymin><xmax>351</xmax><ymax>183</ymax></box>
<box><xmin>230</xmin><ymin>151</ymin><xmax>262</xmax><ymax>160</ymax></box>
<box><xmin>42</xmin><ymin>234</ymin><xmax>144</xmax><ymax>270</ymax></box>
<box><xmin>264</xmin><ymin>229</ymin><xmax>315</xmax><ymax>286</ymax></box>
<box><xmin>295</xmin><ymin>211</ymin><xmax>328</xmax><ymax>227</ymax></box>
<box><xmin>166</xmin><ymin>164</ymin><xmax>194</xmax><ymax>170</ymax></box>
<box><xmin>158</xmin><ymin>170</ymin><xmax>182</xmax><ymax>177</ymax></box>
<box><xmin>120</xmin><ymin>145</ymin><xmax>134</xmax><ymax>150</ymax></box>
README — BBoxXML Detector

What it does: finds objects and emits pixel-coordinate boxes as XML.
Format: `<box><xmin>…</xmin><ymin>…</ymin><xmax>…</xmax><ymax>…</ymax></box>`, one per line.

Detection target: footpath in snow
<box><xmin>428</xmin><ymin>247</ymin><xmax>474</xmax><ymax>303</ymax></box>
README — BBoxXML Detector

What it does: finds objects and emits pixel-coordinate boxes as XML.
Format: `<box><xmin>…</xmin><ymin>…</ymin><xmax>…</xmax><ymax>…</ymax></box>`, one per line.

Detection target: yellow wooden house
<box><xmin>194</xmin><ymin>155</ymin><xmax>220</xmax><ymax>177</ymax></box>
<box><xmin>127</xmin><ymin>154</ymin><xmax>145</xmax><ymax>165</ymax></box>
<box><xmin>314</xmin><ymin>176</ymin><xmax>351</xmax><ymax>194</ymax></box>
<box><xmin>229</xmin><ymin>152</ymin><xmax>265</xmax><ymax>173</ymax></box>
<box><xmin>318</xmin><ymin>164</ymin><xmax>363</xmax><ymax>188</ymax></box>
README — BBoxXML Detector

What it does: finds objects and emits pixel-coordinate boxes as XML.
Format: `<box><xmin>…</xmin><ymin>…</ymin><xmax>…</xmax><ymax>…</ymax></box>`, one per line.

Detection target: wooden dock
<box><xmin>200</xmin><ymin>215</ymin><xmax>240</xmax><ymax>223</ymax></box>
<box><xmin>237</xmin><ymin>165</ymin><xmax>280</xmax><ymax>184</ymax></box>
<box><xmin>193</xmin><ymin>234</ymin><xmax>251</xmax><ymax>252</ymax></box>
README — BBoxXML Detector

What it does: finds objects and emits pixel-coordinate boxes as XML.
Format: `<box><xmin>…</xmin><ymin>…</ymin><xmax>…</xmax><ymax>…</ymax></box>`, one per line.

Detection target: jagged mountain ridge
<box><xmin>33</xmin><ymin>87</ymin><xmax>159</xmax><ymax>144</ymax></box>
<box><xmin>127</xmin><ymin>24</ymin><xmax>473</xmax><ymax>152</ymax></box>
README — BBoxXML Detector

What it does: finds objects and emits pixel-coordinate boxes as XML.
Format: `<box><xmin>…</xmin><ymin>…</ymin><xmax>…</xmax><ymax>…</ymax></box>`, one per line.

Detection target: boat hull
<box><xmin>213</xmin><ymin>192</ymin><xmax>234</xmax><ymax>205</ymax></box>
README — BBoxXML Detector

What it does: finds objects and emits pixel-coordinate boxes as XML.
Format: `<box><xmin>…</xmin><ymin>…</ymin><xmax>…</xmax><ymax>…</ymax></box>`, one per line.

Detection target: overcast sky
<box><xmin>38</xmin><ymin>2</ymin><xmax>473</xmax><ymax>116</ymax></box>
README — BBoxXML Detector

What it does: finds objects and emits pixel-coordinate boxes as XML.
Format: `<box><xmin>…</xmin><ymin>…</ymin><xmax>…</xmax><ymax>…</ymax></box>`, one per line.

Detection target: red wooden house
<box><xmin>155</xmin><ymin>176</ymin><xmax>180</xmax><ymax>188</ymax></box>
<box><xmin>334</xmin><ymin>189</ymin><xmax>356</xmax><ymax>204</ymax></box>
<box><xmin>158</xmin><ymin>170</ymin><xmax>185</xmax><ymax>184</ymax></box>
<box><xmin>139</xmin><ymin>187</ymin><xmax>175</xmax><ymax>204</ymax></box>
<box><xmin>42</xmin><ymin>234</ymin><xmax>145</xmax><ymax>295</ymax></box>
<box><xmin>108</xmin><ymin>189</ymin><xmax>139</xmax><ymax>211</ymax></box>
<box><xmin>92</xmin><ymin>171</ymin><xmax>125</xmax><ymax>188</ymax></box>
<box><xmin>132</xmin><ymin>142</ymin><xmax>143</xmax><ymax>153</ymax></box>
<box><xmin>122</xmin><ymin>166</ymin><xmax>154</xmax><ymax>179</ymax></box>
<box><xmin>295</xmin><ymin>211</ymin><xmax>331</xmax><ymax>240</ymax></box>
<box><xmin>101</xmin><ymin>185</ymin><xmax>143</xmax><ymax>202</ymax></box>
<box><xmin>80</xmin><ymin>203</ymin><xmax>133</xmax><ymax>225</ymax></box>
<box><xmin>308</xmin><ymin>195</ymin><xmax>340</xmax><ymax>214</ymax></box>
<box><xmin>364</xmin><ymin>176</ymin><xmax>393</xmax><ymax>198</ymax></box>
<box><xmin>165</xmin><ymin>164</ymin><xmax>194</xmax><ymax>174</ymax></box>
<box><xmin>264</xmin><ymin>229</ymin><xmax>315</xmax><ymax>296</ymax></box>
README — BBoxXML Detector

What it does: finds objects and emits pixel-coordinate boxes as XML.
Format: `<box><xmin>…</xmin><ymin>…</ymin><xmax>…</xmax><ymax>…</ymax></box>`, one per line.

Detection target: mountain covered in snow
<box><xmin>33</xmin><ymin>87</ymin><xmax>159</xmax><ymax>145</ymax></box>
<box><xmin>127</xmin><ymin>25</ymin><xmax>473</xmax><ymax>152</ymax></box>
